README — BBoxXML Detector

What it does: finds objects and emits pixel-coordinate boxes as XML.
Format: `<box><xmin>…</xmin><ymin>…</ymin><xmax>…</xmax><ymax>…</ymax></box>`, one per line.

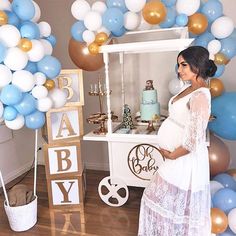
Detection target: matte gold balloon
<box><xmin>208</xmin><ymin>133</ymin><xmax>230</xmax><ymax>177</ymax></box>
<box><xmin>214</xmin><ymin>53</ymin><xmax>230</xmax><ymax>65</ymax></box>
<box><xmin>95</xmin><ymin>32</ymin><xmax>108</xmax><ymax>46</ymax></box>
<box><xmin>0</xmin><ymin>10</ymin><xmax>8</xmax><ymax>25</ymax></box>
<box><xmin>18</xmin><ymin>38</ymin><xmax>32</xmax><ymax>52</ymax></box>
<box><xmin>44</xmin><ymin>79</ymin><xmax>55</xmax><ymax>91</ymax></box>
<box><xmin>210</xmin><ymin>78</ymin><xmax>224</xmax><ymax>97</ymax></box>
<box><xmin>68</xmin><ymin>38</ymin><xmax>104</xmax><ymax>71</ymax></box>
<box><xmin>88</xmin><ymin>42</ymin><xmax>100</xmax><ymax>55</ymax></box>
<box><xmin>211</xmin><ymin>208</ymin><xmax>228</xmax><ymax>234</ymax></box>
<box><xmin>188</xmin><ymin>13</ymin><xmax>208</xmax><ymax>35</ymax></box>
<box><xmin>142</xmin><ymin>1</ymin><xmax>167</xmax><ymax>25</ymax></box>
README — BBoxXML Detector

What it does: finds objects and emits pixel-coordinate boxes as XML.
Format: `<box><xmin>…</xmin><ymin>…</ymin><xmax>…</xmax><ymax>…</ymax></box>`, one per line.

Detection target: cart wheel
<box><xmin>98</xmin><ymin>176</ymin><xmax>129</xmax><ymax>207</ymax></box>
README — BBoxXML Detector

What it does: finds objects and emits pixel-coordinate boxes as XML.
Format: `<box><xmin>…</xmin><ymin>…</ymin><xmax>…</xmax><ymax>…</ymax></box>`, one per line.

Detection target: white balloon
<box><xmin>12</xmin><ymin>70</ymin><xmax>35</xmax><ymax>92</ymax></box>
<box><xmin>210</xmin><ymin>180</ymin><xmax>224</xmax><ymax>198</ymax></box>
<box><xmin>4</xmin><ymin>47</ymin><xmax>28</xmax><ymax>71</ymax></box>
<box><xmin>82</xmin><ymin>30</ymin><xmax>95</xmax><ymax>44</ymax></box>
<box><xmin>124</xmin><ymin>11</ymin><xmax>140</xmax><ymax>30</ymax></box>
<box><xmin>97</xmin><ymin>26</ymin><xmax>110</xmax><ymax>36</ymax></box>
<box><xmin>31</xmin><ymin>1</ymin><xmax>41</xmax><ymax>23</ymax></box>
<box><xmin>27</xmin><ymin>40</ymin><xmax>45</xmax><ymax>62</ymax></box>
<box><xmin>137</xmin><ymin>13</ymin><xmax>152</xmax><ymax>31</ymax></box>
<box><xmin>0</xmin><ymin>101</ymin><xmax>3</xmax><ymax>119</ymax></box>
<box><xmin>39</xmin><ymin>39</ymin><xmax>53</xmax><ymax>55</ymax></box>
<box><xmin>38</xmin><ymin>21</ymin><xmax>51</xmax><ymax>37</ymax></box>
<box><xmin>125</xmin><ymin>0</ymin><xmax>146</xmax><ymax>13</ymax></box>
<box><xmin>0</xmin><ymin>24</ymin><xmax>21</xmax><ymax>47</ymax></box>
<box><xmin>91</xmin><ymin>1</ymin><xmax>107</xmax><ymax>14</ymax></box>
<box><xmin>228</xmin><ymin>208</ymin><xmax>236</xmax><ymax>233</ymax></box>
<box><xmin>32</xmin><ymin>85</ymin><xmax>48</xmax><ymax>99</ymax></box>
<box><xmin>0</xmin><ymin>0</ymin><xmax>11</xmax><ymax>11</ymax></box>
<box><xmin>0</xmin><ymin>64</ymin><xmax>12</xmax><ymax>88</ymax></box>
<box><xmin>207</xmin><ymin>39</ymin><xmax>221</xmax><ymax>56</ymax></box>
<box><xmin>168</xmin><ymin>78</ymin><xmax>184</xmax><ymax>95</ymax></box>
<box><xmin>71</xmin><ymin>0</ymin><xmax>91</xmax><ymax>20</ymax></box>
<box><xmin>5</xmin><ymin>115</ymin><xmax>25</xmax><ymax>130</ymax></box>
<box><xmin>37</xmin><ymin>97</ymin><xmax>53</xmax><ymax>112</ymax></box>
<box><xmin>34</xmin><ymin>72</ymin><xmax>46</xmax><ymax>86</ymax></box>
<box><xmin>211</xmin><ymin>16</ymin><xmax>234</xmax><ymax>39</ymax></box>
<box><xmin>49</xmin><ymin>88</ymin><xmax>67</xmax><ymax>108</ymax></box>
<box><xmin>84</xmin><ymin>11</ymin><xmax>102</xmax><ymax>31</ymax></box>
<box><xmin>176</xmin><ymin>0</ymin><xmax>200</xmax><ymax>16</ymax></box>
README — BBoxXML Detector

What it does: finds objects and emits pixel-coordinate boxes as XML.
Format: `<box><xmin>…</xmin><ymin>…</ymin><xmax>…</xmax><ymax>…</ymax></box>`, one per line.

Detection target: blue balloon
<box><xmin>214</xmin><ymin>64</ymin><xmax>225</xmax><ymax>77</ymax></box>
<box><xmin>3</xmin><ymin>106</ymin><xmax>18</xmax><ymax>121</ymax></box>
<box><xmin>160</xmin><ymin>7</ymin><xmax>176</xmax><ymax>28</ymax></box>
<box><xmin>209</xmin><ymin>92</ymin><xmax>236</xmax><ymax>140</ymax></box>
<box><xmin>37</xmin><ymin>55</ymin><xmax>61</xmax><ymax>79</ymax></box>
<box><xmin>20</xmin><ymin>21</ymin><xmax>40</xmax><ymax>40</ymax></box>
<box><xmin>175</xmin><ymin>13</ymin><xmax>188</xmax><ymax>27</ymax></box>
<box><xmin>12</xmin><ymin>0</ymin><xmax>35</xmax><ymax>21</ymax></box>
<box><xmin>220</xmin><ymin>37</ymin><xmax>236</xmax><ymax>59</ymax></box>
<box><xmin>0</xmin><ymin>84</ymin><xmax>23</xmax><ymax>106</ymax></box>
<box><xmin>0</xmin><ymin>42</ymin><xmax>7</xmax><ymax>63</ymax></box>
<box><xmin>14</xmin><ymin>93</ymin><xmax>36</xmax><ymax>116</ymax></box>
<box><xmin>219</xmin><ymin>227</ymin><xmax>236</xmax><ymax>236</ymax></box>
<box><xmin>106</xmin><ymin>0</ymin><xmax>128</xmax><ymax>13</ymax></box>
<box><xmin>161</xmin><ymin>0</ymin><xmax>176</xmax><ymax>7</ymax></box>
<box><xmin>229</xmin><ymin>28</ymin><xmax>236</xmax><ymax>41</ymax></box>
<box><xmin>213</xmin><ymin>173</ymin><xmax>236</xmax><ymax>191</ymax></box>
<box><xmin>111</xmin><ymin>26</ymin><xmax>126</xmax><ymax>37</ymax></box>
<box><xmin>212</xmin><ymin>188</ymin><xmax>236</xmax><ymax>214</ymax></box>
<box><xmin>102</xmin><ymin>8</ymin><xmax>124</xmax><ymax>32</ymax></box>
<box><xmin>5</xmin><ymin>10</ymin><xmax>20</xmax><ymax>28</ymax></box>
<box><xmin>71</xmin><ymin>21</ymin><xmax>86</xmax><ymax>42</ymax></box>
<box><xmin>44</xmin><ymin>35</ymin><xmax>57</xmax><ymax>47</ymax></box>
<box><xmin>193</xmin><ymin>31</ymin><xmax>215</xmax><ymax>48</ymax></box>
<box><xmin>200</xmin><ymin>0</ymin><xmax>223</xmax><ymax>23</ymax></box>
<box><xmin>24</xmin><ymin>61</ymin><xmax>38</xmax><ymax>74</ymax></box>
<box><xmin>25</xmin><ymin>110</ymin><xmax>45</xmax><ymax>129</ymax></box>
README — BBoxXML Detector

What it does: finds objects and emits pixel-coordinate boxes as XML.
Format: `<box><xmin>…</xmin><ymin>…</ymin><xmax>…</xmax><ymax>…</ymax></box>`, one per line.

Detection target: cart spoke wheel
<box><xmin>98</xmin><ymin>176</ymin><xmax>129</xmax><ymax>207</ymax></box>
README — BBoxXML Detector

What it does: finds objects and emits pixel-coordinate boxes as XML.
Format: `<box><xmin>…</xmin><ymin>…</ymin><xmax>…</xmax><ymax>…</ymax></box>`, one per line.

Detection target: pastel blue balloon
<box><xmin>5</xmin><ymin>10</ymin><xmax>20</xmax><ymax>28</ymax></box>
<box><xmin>0</xmin><ymin>42</ymin><xmax>7</xmax><ymax>63</ymax></box>
<box><xmin>214</xmin><ymin>64</ymin><xmax>225</xmax><ymax>77</ymax></box>
<box><xmin>44</xmin><ymin>35</ymin><xmax>57</xmax><ymax>47</ymax></box>
<box><xmin>161</xmin><ymin>0</ymin><xmax>176</xmax><ymax>7</ymax></box>
<box><xmin>220</xmin><ymin>37</ymin><xmax>236</xmax><ymax>59</ymax></box>
<box><xmin>3</xmin><ymin>106</ymin><xmax>18</xmax><ymax>121</ymax></box>
<box><xmin>229</xmin><ymin>28</ymin><xmax>236</xmax><ymax>41</ymax></box>
<box><xmin>37</xmin><ymin>55</ymin><xmax>61</xmax><ymax>79</ymax></box>
<box><xmin>193</xmin><ymin>31</ymin><xmax>214</xmax><ymax>48</ymax></box>
<box><xmin>200</xmin><ymin>0</ymin><xmax>223</xmax><ymax>23</ymax></box>
<box><xmin>106</xmin><ymin>0</ymin><xmax>128</xmax><ymax>13</ymax></box>
<box><xmin>25</xmin><ymin>110</ymin><xmax>45</xmax><ymax>129</ymax></box>
<box><xmin>160</xmin><ymin>7</ymin><xmax>176</xmax><ymax>28</ymax></box>
<box><xmin>219</xmin><ymin>227</ymin><xmax>235</xmax><ymax>236</ymax></box>
<box><xmin>212</xmin><ymin>188</ymin><xmax>236</xmax><ymax>214</ymax></box>
<box><xmin>12</xmin><ymin>0</ymin><xmax>35</xmax><ymax>21</ymax></box>
<box><xmin>20</xmin><ymin>21</ymin><xmax>40</xmax><ymax>40</ymax></box>
<box><xmin>209</xmin><ymin>92</ymin><xmax>236</xmax><ymax>140</ymax></box>
<box><xmin>102</xmin><ymin>8</ymin><xmax>124</xmax><ymax>32</ymax></box>
<box><xmin>24</xmin><ymin>61</ymin><xmax>38</xmax><ymax>74</ymax></box>
<box><xmin>175</xmin><ymin>13</ymin><xmax>188</xmax><ymax>26</ymax></box>
<box><xmin>112</xmin><ymin>26</ymin><xmax>126</xmax><ymax>37</ymax></box>
<box><xmin>213</xmin><ymin>173</ymin><xmax>236</xmax><ymax>191</ymax></box>
<box><xmin>71</xmin><ymin>21</ymin><xmax>86</xmax><ymax>42</ymax></box>
<box><xmin>0</xmin><ymin>84</ymin><xmax>23</xmax><ymax>106</ymax></box>
<box><xmin>14</xmin><ymin>93</ymin><xmax>36</xmax><ymax>116</ymax></box>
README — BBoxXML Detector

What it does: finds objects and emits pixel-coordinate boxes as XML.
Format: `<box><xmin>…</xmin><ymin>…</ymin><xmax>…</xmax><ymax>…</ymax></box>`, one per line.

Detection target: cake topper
<box><xmin>145</xmin><ymin>80</ymin><xmax>154</xmax><ymax>90</ymax></box>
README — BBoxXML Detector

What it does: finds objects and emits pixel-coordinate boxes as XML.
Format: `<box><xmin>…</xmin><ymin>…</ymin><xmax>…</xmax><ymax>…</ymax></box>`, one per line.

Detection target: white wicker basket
<box><xmin>4</xmin><ymin>196</ymin><xmax>38</xmax><ymax>232</ymax></box>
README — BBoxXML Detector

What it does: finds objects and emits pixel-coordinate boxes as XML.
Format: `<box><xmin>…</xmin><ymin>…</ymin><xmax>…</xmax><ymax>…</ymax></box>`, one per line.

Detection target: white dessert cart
<box><xmin>83</xmin><ymin>27</ymin><xmax>194</xmax><ymax>207</ymax></box>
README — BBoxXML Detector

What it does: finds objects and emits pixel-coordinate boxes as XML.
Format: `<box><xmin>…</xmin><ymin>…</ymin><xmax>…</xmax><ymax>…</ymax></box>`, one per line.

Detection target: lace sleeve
<box><xmin>182</xmin><ymin>90</ymin><xmax>211</xmax><ymax>152</ymax></box>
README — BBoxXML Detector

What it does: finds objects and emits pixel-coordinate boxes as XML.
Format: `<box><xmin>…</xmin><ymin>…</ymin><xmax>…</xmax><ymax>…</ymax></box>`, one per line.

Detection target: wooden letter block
<box><xmin>45</xmin><ymin>106</ymin><xmax>83</xmax><ymax>144</ymax></box>
<box><xmin>44</xmin><ymin>141</ymin><xmax>83</xmax><ymax>177</ymax></box>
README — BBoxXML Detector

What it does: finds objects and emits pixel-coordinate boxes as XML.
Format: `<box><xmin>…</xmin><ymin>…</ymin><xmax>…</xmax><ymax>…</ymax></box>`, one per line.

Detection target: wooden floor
<box><xmin>0</xmin><ymin>166</ymin><xmax>143</xmax><ymax>235</ymax></box>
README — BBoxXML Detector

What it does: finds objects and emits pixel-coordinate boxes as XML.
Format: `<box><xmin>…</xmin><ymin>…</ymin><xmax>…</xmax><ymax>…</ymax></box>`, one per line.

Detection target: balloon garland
<box><xmin>0</xmin><ymin>0</ymin><xmax>66</xmax><ymax>130</ymax></box>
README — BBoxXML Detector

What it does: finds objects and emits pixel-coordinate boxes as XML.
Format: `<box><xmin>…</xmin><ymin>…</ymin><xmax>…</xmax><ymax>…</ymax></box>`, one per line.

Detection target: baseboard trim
<box><xmin>85</xmin><ymin>162</ymin><xmax>109</xmax><ymax>171</ymax></box>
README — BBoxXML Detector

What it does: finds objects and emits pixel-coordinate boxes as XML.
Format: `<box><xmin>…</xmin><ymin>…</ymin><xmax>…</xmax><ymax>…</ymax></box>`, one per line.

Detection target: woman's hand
<box><xmin>160</xmin><ymin>148</ymin><xmax>176</xmax><ymax>160</ymax></box>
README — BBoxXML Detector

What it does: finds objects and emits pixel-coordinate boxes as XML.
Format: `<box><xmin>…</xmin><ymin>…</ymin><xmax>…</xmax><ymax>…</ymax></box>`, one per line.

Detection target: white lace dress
<box><xmin>138</xmin><ymin>85</ymin><xmax>211</xmax><ymax>236</ymax></box>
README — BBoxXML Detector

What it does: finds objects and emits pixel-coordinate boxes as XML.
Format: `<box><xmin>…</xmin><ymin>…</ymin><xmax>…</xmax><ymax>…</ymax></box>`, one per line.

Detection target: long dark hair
<box><xmin>177</xmin><ymin>46</ymin><xmax>217</xmax><ymax>80</ymax></box>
